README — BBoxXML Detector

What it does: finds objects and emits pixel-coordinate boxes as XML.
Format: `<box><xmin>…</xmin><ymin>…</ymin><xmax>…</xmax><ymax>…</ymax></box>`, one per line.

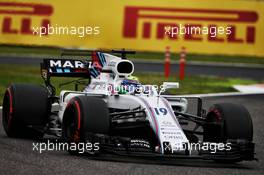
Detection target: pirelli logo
<box><xmin>123</xmin><ymin>6</ymin><xmax>259</xmax><ymax>44</ymax></box>
<box><xmin>0</xmin><ymin>2</ymin><xmax>53</xmax><ymax>35</ymax></box>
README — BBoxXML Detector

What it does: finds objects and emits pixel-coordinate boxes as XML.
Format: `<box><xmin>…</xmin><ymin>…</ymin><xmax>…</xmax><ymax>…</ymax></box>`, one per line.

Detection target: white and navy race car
<box><xmin>2</xmin><ymin>49</ymin><xmax>255</xmax><ymax>162</ymax></box>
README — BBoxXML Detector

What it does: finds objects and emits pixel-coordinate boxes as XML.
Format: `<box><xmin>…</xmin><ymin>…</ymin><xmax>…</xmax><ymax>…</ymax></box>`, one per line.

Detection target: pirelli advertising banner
<box><xmin>0</xmin><ymin>0</ymin><xmax>264</xmax><ymax>56</ymax></box>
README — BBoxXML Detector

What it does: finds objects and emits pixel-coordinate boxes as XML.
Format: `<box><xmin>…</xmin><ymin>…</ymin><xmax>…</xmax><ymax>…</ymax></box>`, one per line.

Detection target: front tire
<box><xmin>62</xmin><ymin>96</ymin><xmax>109</xmax><ymax>155</ymax></box>
<box><xmin>204</xmin><ymin>103</ymin><xmax>253</xmax><ymax>142</ymax></box>
<box><xmin>203</xmin><ymin>103</ymin><xmax>254</xmax><ymax>162</ymax></box>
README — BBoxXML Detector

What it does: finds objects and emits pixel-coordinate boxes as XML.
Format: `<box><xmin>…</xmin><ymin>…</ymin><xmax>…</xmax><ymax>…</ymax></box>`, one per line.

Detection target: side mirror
<box><xmin>159</xmin><ymin>82</ymin><xmax>179</xmax><ymax>95</ymax></box>
<box><xmin>162</xmin><ymin>82</ymin><xmax>179</xmax><ymax>90</ymax></box>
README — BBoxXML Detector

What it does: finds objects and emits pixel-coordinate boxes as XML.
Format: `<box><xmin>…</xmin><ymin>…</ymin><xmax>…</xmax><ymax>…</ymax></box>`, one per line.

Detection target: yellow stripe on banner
<box><xmin>0</xmin><ymin>0</ymin><xmax>263</xmax><ymax>56</ymax></box>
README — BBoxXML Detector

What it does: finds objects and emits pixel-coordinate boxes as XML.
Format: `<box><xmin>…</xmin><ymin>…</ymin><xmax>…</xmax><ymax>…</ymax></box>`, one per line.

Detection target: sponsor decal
<box><xmin>0</xmin><ymin>2</ymin><xmax>53</xmax><ymax>35</ymax></box>
<box><xmin>49</xmin><ymin>60</ymin><xmax>85</xmax><ymax>68</ymax></box>
<box><xmin>123</xmin><ymin>6</ymin><xmax>258</xmax><ymax>44</ymax></box>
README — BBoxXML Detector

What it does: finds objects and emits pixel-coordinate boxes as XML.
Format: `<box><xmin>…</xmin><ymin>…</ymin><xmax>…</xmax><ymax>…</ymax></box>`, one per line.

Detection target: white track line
<box><xmin>163</xmin><ymin>91</ymin><xmax>264</xmax><ymax>99</ymax></box>
<box><xmin>0</xmin><ymin>104</ymin><xmax>57</xmax><ymax>110</ymax></box>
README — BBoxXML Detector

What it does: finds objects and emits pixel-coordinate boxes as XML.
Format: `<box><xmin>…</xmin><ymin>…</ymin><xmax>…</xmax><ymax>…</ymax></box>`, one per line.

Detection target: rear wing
<box><xmin>41</xmin><ymin>59</ymin><xmax>91</xmax><ymax>78</ymax></box>
<box><xmin>40</xmin><ymin>49</ymin><xmax>136</xmax><ymax>95</ymax></box>
<box><xmin>40</xmin><ymin>59</ymin><xmax>91</xmax><ymax>95</ymax></box>
<box><xmin>60</xmin><ymin>48</ymin><xmax>135</xmax><ymax>59</ymax></box>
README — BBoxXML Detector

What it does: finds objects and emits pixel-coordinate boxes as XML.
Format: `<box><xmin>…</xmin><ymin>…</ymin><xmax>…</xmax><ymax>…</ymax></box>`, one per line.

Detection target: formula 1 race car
<box><xmin>2</xmin><ymin>49</ymin><xmax>255</xmax><ymax>163</ymax></box>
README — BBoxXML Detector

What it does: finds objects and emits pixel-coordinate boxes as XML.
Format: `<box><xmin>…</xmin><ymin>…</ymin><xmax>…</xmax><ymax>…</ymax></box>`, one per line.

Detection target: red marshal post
<box><xmin>164</xmin><ymin>46</ymin><xmax>171</xmax><ymax>78</ymax></box>
<box><xmin>91</xmin><ymin>50</ymin><xmax>97</xmax><ymax>61</ymax></box>
<box><xmin>179</xmin><ymin>47</ymin><xmax>186</xmax><ymax>80</ymax></box>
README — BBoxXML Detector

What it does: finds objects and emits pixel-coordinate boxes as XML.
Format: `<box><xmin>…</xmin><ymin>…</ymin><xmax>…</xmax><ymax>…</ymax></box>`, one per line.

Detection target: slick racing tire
<box><xmin>203</xmin><ymin>103</ymin><xmax>253</xmax><ymax>162</ymax></box>
<box><xmin>204</xmin><ymin>103</ymin><xmax>253</xmax><ymax>142</ymax></box>
<box><xmin>2</xmin><ymin>84</ymin><xmax>50</xmax><ymax>139</ymax></box>
<box><xmin>62</xmin><ymin>96</ymin><xmax>109</xmax><ymax>155</ymax></box>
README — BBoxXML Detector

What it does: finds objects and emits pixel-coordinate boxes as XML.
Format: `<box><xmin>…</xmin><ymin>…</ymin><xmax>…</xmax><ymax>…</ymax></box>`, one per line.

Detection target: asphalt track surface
<box><xmin>0</xmin><ymin>56</ymin><xmax>264</xmax><ymax>80</ymax></box>
<box><xmin>0</xmin><ymin>95</ymin><xmax>263</xmax><ymax>175</ymax></box>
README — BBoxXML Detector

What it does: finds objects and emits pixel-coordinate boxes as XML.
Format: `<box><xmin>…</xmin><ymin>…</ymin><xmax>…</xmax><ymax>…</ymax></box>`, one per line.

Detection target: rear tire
<box><xmin>2</xmin><ymin>84</ymin><xmax>50</xmax><ymax>139</ymax></box>
<box><xmin>62</xmin><ymin>96</ymin><xmax>109</xmax><ymax>155</ymax></box>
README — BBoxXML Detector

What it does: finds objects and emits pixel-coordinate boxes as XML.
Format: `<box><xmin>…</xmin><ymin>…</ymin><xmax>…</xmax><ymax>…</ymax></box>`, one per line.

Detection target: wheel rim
<box><xmin>64</xmin><ymin>103</ymin><xmax>80</xmax><ymax>143</ymax></box>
